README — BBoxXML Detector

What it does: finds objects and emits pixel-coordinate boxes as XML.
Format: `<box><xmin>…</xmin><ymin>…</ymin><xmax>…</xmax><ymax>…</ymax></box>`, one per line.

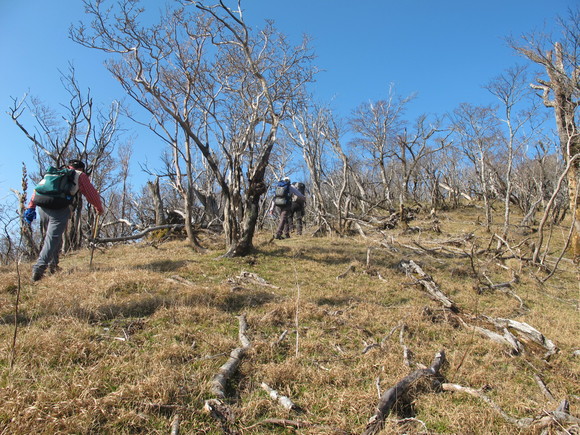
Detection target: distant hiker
<box><xmin>25</xmin><ymin>159</ymin><xmax>104</xmax><ymax>282</ymax></box>
<box><xmin>269</xmin><ymin>177</ymin><xmax>305</xmax><ymax>239</ymax></box>
<box><xmin>288</xmin><ymin>182</ymin><xmax>306</xmax><ymax>236</ymax></box>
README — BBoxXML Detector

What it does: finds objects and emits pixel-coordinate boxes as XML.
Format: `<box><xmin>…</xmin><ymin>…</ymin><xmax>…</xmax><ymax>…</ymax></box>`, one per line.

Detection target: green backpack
<box><xmin>34</xmin><ymin>167</ymin><xmax>77</xmax><ymax>209</ymax></box>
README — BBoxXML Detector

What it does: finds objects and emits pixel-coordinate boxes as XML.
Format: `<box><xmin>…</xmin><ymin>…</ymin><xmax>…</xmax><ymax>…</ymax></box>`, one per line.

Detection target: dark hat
<box><xmin>68</xmin><ymin>159</ymin><xmax>86</xmax><ymax>170</ymax></box>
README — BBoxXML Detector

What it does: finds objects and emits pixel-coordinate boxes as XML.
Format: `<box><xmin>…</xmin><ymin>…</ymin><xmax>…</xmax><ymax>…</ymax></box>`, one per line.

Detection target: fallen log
<box><xmin>484</xmin><ymin>316</ymin><xmax>557</xmax><ymax>359</ymax></box>
<box><xmin>399</xmin><ymin>260</ymin><xmax>458</xmax><ymax>312</ymax></box>
<box><xmin>363</xmin><ymin>350</ymin><xmax>446</xmax><ymax>435</ymax></box>
<box><xmin>456</xmin><ymin>317</ymin><xmax>523</xmax><ymax>355</ymax></box>
<box><xmin>210</xmin><ymin>315</ymin><xmax>251</xmax><ymax>398</ymax></box>
<box><xmin>95</xmin><ymin>224</ymin><xmax>185</xmax><ymax>243</ymax></box>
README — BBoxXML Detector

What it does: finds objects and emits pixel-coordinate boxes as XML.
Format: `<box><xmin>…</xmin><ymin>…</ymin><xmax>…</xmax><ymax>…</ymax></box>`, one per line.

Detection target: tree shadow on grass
<box><xmin>0</xmin><ymin>311</ymin><xmax>30</xmax><ymax>326</ymax></box>
<box><xmin>256</xmin><ymin>245</ymin><xmax>356</xmax><ymax>266</ymax></box>
<box><xmin>77</xmin><ymin>295</ymin><xmax>169</xmax><ymax>322</ymax></box>
<box><xmin>218</xmin><ymin>290</ymin><xmax>278</xmax><ymax>312</ymax></box>
<box><xmin>179</xmin><ymin>289</ymin><xmax>279</xmax><ymax>313</ymax></box>
<box><xmin>4</xmin><ymin>284</ymin><xmax>277</xmax><ymax>328</ymax></box>
<box><xmin>134</xmin><ymin>260</ymin><xmax>190</xmax><ymax>272</ymax></box>
<box><xmin>0</xmin><ymin>295</ymin><xmax>169</xmax><ymax>326</ymax></box>
<box><xmin>316</xmin><ymin>296</ymin><xmax>362</xmax><ymax>307</ymax></box>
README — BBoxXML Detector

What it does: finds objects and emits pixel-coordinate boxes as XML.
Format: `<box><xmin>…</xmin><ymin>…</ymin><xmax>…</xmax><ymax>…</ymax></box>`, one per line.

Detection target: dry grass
<box><xmin>1</xmin><ymin>208</ymin><xmax>578</xmax><ymax>434</ymax></box>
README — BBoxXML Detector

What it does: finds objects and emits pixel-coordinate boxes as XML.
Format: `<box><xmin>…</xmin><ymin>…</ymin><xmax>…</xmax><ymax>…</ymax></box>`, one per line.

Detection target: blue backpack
<box><xmin>274</xmin><ymin>180</ymin><xmax>291</xmax><ymax>206</ymax></box>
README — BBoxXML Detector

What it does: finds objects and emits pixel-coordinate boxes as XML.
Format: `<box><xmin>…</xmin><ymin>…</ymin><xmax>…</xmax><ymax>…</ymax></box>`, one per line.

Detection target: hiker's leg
<box><xmin>296</xmin><ymin>209</ymin><xmax>303</xmax><ymax>235</ymax></box>
<box><xmin>283</xmin><ymin>207</ymin><xmax>291</xmax><ymax>237</ymax></box>
<box><xmin>276</xmin><ymin>207</ymin><xmax>290</xmax><ymax>238</ymax></box>
<box><xmin>50</xmin><ymin>233</ymin><xmax>64</xmax><ymax>273</ymax></box>
<box><xmin>34</xmin><ymin>207</ymin><xmax>70</xmax><ymax>277</ymax></box>
<box><xmin>275</xmin><ymin>207</ymin><xmax>285</xmax><ymax>238</ymax></box>
<box><xmin>287</xmin><ymin>211</ymin><xmax>294</xmax><ymax>233</ymax></box>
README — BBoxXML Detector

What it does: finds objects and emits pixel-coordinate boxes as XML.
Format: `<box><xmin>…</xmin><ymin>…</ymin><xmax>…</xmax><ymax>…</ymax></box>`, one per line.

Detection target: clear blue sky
<box><xmin>0</xmin><ymin>0</ymin><xmax>573</xmax><ymax>204</ymax></box>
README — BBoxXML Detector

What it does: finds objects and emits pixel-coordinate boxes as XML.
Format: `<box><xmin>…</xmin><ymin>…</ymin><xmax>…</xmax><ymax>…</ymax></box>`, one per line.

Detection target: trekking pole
<box><xmin>89</xmin><ymin>214</ymin><xmax>100</xmax><ymax>269</ymax></box>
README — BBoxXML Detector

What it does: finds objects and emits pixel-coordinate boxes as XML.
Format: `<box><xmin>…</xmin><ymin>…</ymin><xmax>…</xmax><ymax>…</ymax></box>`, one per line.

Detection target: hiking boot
<box><xmin>31</xmin><ymin>268</ymin><xmax>44</xmax><ymax>282</ymax></box>
<box><xmin>49</xmin><ymin>264</ymin><xmax>61</xmax><ymax>274</ymax></box>
<box><xmin>275</xmin><ymin>234</ymin><xmax>283</xmax><ymax>240</ymax></box>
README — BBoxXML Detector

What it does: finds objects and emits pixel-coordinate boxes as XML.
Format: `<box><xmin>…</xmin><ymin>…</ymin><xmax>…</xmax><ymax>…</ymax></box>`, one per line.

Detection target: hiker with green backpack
<box><xmin>269</xmin><ymin>177</ymin><xmax>305</xmax><ymax>239</ymax></box>
<box><xmin>24</xmin><ymin>159</ymin><xmax>104</xmax><ymax>282</ymax></box>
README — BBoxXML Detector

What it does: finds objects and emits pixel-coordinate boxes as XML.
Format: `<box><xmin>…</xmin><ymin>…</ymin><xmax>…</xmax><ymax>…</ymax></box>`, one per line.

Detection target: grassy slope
<box><xmin>1</xmin><ymin>208</ymin><xmax>578</xmax><ymax>434</ymax></box>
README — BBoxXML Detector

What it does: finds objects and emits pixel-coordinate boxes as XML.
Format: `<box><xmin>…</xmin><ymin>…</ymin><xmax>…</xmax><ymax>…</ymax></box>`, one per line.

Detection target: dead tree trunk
<box><xmin>147</xmin><ymin>177</ymin><xmax>166</xmax><ymax>225</ymax></box>
<box><xmin>363</xmin><ymin>350</ymin><xmax>446</xmax><ymax>435</ymax></box>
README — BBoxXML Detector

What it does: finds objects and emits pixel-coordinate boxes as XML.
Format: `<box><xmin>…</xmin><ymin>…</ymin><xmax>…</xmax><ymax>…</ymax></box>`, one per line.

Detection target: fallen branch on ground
<box><xmin>226</xmin><ymin>271</ymin><xmax>280</xmax><ymax>289</ymax></box>
<box><xmin>399</xmin><ymin>324</ymin><xmax>417</xmax><ymax>368</ymax></box>
<box><xmin>272</xmin><ymin>329</ymin><xmax>288</xmax><ymax>346</ymax></box>
<box><xmin>95</xmin><ymin>224</ymin><xmax>185</xmax><ymax>243</ymax></box>
<box><xmin>166</xmin><ymin>275</ymin><xmax>195</xmax><ymax>287</ymax></box>
<box><xmin>170</xmin><ymin>414</ymin><xmax>180</xmax><ymax>435</ymax></box>
<box><xmin>411</xmin><ymin>241</ymin><xmax>469</xmax><ymax>258</ymax></box>
<box><xmin>456</xmin><ymin>317</ymin><xmax>523</xmax><ymax>355</ymax></box>
<box><xmin>261</xmin><ymin>382</ymin><xmax>298</xmax><ymax>410</ymax></box>
<box><xmin>363</xmin><ymin>350</ymin><xmax>446</xmax><ymax>435</ymax></box>
<box><xmin>210</xmin><ymin>314</ymin><xmax>252</xmax><ymax>398</ymax></box>
<box><xmin>533</xmin><ymin>374</ymin><xmax>555</xmax><ymax>401</ymax></box>
<box><xmin>337</xmin><ymin>264</ymin><xmax>356</xmax><ymax>280</ymax></box>
<box><xmin>243</xmin><ymin>418</ymin><xmax>314</xmax><ymax>430</ymax></box>
<box><xmin>442</xmin><ymin>384</ymin><xmax>580</xmax><ymax>431</ymax></box>
<box><xmin>484</xmin><ymin>316</ymin><xmax>557</xmax><ymax>359</ymax></box>
<box><xmin>203</xmin><ymin>399</ymin><xmax>238</xmax><ymax>435</ymax></box>
<box><xmin>399</xmin><ymin>259</ymin><xmax>555</xmax><ymax>359</ymax></box>
<box><xmin>399</xmin><ymin>260</ymin><xmax>458</xmax><ymax>311</ymax></box>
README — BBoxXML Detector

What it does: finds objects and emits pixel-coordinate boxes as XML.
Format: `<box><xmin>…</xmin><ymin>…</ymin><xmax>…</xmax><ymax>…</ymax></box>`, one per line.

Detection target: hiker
<box><xmin>288</xmin><ymin>182</ymin><xmax>306</xmax><ymax>236</ymax></box>
<box><xmin>269</xmin><ymin>177</ymin><xmax>305</xmax><ymax>239</ymax></box>
<box><xmin>24</xmin><ymin>159</ymin><xmax>104</xmax><ymax>282</ymax></box>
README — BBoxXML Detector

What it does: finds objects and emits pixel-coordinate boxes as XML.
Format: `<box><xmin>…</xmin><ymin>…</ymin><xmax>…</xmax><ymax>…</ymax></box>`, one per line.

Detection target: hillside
<box><xmin>1</xmin><ymin>207</ymin><xmax>579</xmax><ymax>434</ymax></box>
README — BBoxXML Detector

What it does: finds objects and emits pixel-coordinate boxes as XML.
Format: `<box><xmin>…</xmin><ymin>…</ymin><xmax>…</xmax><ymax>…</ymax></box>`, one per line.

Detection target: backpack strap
<box><xmin>69</xmin><ymin>170</ymin><xmax>82</xmax><ymax>196</ymax></box>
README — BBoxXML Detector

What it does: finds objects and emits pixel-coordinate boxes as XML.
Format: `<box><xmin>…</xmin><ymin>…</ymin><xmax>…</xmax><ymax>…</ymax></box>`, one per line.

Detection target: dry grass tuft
<box><xmin>1</xmin><ymin>210</ymin><xmax>579</xmax><ymax>434</ymax></box>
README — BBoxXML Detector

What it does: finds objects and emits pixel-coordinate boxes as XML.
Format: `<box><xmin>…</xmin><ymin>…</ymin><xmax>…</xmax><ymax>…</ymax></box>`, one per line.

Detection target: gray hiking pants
<box><xmin>33</xmin><ymin>206</ymin><xmax>71</xmax><ymax>273</ymax></box>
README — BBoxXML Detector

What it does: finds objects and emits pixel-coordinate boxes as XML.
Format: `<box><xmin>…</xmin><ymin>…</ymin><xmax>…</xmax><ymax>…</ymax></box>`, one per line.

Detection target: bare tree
<box><xmin>349</xmin><ymin>86</ymin><xmax>412</xmax><ymax>208</ymax></box>
<box><xmin>147</xmin><ymin>177</ymin><xmax>166</xmax><ymax>226</ymax></box>
<box><xmin>0</xmin><ymin>209</ymin><xmax>18</xmax><ymax>265</ymax></box>
<box><xmin>393</xmin><ymin>115</ymin><xmax>451</xmax><ymax>206</ymax></box>
<box><xmin>485</xmin><ymin>65</ymin><xmax>537</xmax><ymax>241</ymax></box>
<box><xmin>72</xmin><ymin>0</ymin><xmax>315</xmax><ymax>256</ymax></box>
<box><xmin>451</xmin><ymin>103</ymin><xmax>503</xmax><ymax>231</ymax></box>
<box><xmin>286</xmin><ymin>104</ymin><xmax>337</xmax><ymax>233</ymax></box>
<box><xmin>117</xmin><ymin>142</ymin><xmax>133</xmax><ymax>222</ymax></box>
<box><xmin>510</xmin><ymin>7</ymin><xmax>580</xmax><ymax>261</ymax></box>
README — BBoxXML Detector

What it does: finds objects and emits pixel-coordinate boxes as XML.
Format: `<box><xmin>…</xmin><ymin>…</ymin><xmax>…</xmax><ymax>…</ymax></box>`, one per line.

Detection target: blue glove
<box><xmin>24</xmin><ymin>208</ymin><xmax>36</xmax><ymax>224</ymax></box>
